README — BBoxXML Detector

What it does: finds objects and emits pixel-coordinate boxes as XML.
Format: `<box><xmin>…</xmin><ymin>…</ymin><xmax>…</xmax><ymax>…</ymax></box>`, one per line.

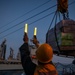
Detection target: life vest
<box><xmin>34</xmin><ymin>63</ymin><xmax>58</xmax><ymax>75</ymax></box>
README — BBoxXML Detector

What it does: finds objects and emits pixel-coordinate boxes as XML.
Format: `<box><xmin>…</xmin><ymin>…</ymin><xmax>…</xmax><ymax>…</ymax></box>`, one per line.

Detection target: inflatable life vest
<box><xmin>34</xmin><ymin>63</ymin><xmax>58</xmax><ymax>75</ymax></box>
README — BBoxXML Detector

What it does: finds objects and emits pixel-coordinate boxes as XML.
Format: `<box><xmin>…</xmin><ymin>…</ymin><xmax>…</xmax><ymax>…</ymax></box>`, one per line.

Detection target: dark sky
<box><xmin>0</xmin><ymin>0</ymin><xmax>75</xmax><ymax>63</ymax></box>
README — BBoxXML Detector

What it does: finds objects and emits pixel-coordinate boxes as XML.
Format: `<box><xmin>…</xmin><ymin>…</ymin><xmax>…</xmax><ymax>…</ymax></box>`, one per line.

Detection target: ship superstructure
<box><xmin>0</xmin><ymin>39</ymin><xmax>6</xmax><ymax>60</ymax></box>
<box><xmin>0</xmin><ymin>39</ymin><xmax>23</xmax><ymax>71</ymax></box>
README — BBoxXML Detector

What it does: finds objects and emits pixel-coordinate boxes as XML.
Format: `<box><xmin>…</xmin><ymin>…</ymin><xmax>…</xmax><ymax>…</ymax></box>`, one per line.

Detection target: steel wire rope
<box><xmin>0</xmin><ymin>0</ymin><xmax>52</xmax><ymax>29</ymax></box>
<box><xmin>0</xmin><ymin>4</ymin><xmax>56</xmax><ymax>35</ymax></box>
<box><xmin>0</xmin><ymin>11</ymin><xmax>55</xmax><ymax>40</ymax></box>
<box><xmin>54</xmin><ymin>10</ymin><xmax>61</xmax><ymax>52</ymax></box>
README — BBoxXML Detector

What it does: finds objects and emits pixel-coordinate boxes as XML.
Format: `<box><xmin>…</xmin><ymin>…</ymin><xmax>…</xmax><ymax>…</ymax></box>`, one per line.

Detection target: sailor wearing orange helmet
<box><xmin>19</xmin><ymin>34</ymin><xmax>58</xmax><ymax>75</ymax></box>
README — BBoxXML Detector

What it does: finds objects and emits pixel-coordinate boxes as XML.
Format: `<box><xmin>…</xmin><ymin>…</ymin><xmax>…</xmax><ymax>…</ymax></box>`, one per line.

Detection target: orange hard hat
<box><xmin>36</xmin><ymin>43</ymin><xmax>53</xmax><ymax>63</ymax></box>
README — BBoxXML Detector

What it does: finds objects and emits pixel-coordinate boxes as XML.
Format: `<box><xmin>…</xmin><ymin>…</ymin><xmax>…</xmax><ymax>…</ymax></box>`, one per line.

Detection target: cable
<box><xmin>0</xmin><ymin>4</ymin><xmax>56</xmax><ymax>35</ymax></box>
<box><xmin>0</xmin><ymin>0</ymin><xmax>52</xmax><ymax>29</ymax></box>
<box><xmin>0</xmin><ymin>11</ymin><xmax>55</xmax><ymax>40</ymax></box>
<box><xmin>46</xmin><ymin>10</ymin><xmax>57</xmax><ymax>43</ymax></box>
<box><xmin>54</xmin><ymin>10</ymin><xmax>61</xmax><ymax>52</ymax></box>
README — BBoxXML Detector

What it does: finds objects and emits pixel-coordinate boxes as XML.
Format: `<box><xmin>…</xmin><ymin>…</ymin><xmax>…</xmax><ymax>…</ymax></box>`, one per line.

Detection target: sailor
<box><xmin>19</xmin><ymin>33</ymin><xmax>58</xmax><ymax>75</ymax></box>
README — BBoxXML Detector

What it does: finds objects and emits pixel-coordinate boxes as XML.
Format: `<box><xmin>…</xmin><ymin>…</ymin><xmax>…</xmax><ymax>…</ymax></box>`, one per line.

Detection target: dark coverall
<box><xmin>19</xmin><ymin>43</ymin><xmax>36</xmax><ymax>75</ymax></box>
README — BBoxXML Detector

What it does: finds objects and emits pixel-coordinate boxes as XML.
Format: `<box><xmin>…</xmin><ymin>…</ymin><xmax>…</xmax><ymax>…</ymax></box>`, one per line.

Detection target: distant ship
<box><xmin>0</xmin><ymin>39</ymin><xmax>23</xmax><ymax>71</ymax></box>
<box><xmin>0</xmin><ymin>39</ymin><xmax>37</xmax><ymax>71</ymax></box>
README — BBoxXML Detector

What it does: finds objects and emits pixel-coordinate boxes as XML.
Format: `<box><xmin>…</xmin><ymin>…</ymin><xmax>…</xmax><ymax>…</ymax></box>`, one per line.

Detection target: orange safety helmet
<box><xmin>36</xmin><ymin>43</ymin><xmax>53</xmax><ymax>63</ymax></box>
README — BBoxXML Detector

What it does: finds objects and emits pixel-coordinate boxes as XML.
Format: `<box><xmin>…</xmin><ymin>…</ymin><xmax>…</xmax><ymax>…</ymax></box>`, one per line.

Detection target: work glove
<box><xmin>23</xmin><ymin>33</ymin><xmax>29</xmax><ymax>43</ymax></box>
<box><xmin>30</xmin><ymin>36</ymin><xmax>39</xmax><ymax>48</ymax></box>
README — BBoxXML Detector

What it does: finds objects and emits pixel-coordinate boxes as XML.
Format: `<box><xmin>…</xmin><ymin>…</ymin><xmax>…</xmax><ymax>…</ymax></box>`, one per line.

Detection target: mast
<box><xmin>0</xmin><ymin>39</ymin><xmax>6</xmax><ymax>60</ymax></box>
<box><xmin>8</xmin><ymin>47</ymin><xmax>14</xmax><ymax>60</ymax></box>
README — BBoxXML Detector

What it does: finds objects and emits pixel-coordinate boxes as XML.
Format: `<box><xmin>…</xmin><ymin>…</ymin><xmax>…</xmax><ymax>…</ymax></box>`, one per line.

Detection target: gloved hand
<box><xmin>30</xmin><ymin>36</ymin><xmax>39</xmax><ymax>48</ymax></box>
<box><xmin>33</xmin><ymin>36</ymin><xmax>39</xmax><ymax>44</ymax></box>
<box><xmin>23</xmin><ymin>33</ymin><xmax>29</xmax><ymax>43</ymax></box>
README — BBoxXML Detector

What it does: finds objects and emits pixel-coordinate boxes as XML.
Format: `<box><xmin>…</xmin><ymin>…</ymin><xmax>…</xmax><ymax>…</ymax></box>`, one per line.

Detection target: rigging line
<box><xmin>0</xmin><ymin>11</ymin><xmax>55</xmax><ymax>40</ymax></box>
<box><xmin>54</xmin><ymin>10</ymin><xmax>60</xmax><ymax>52</ymax></box>
<box><xmin>0</xmin><ymin>0</ymin><xmax>52</xmax><ymax>29</ymax></box>
<box><xmin>47</xmin><ymin>10</ymin><xmax>57</xmax><ymax>32</ymax></box>
<box><xmin>0</xmin><ymin>4</ymin><xmax>56</xmax><ymax>35</ymax></box>
<box><xmin>58</xmin><ymin>11</ymin><xmax>61</xmax><ymax>21</ymax></box>
<box><xmin>46</xmin><ymin>10</ymin><xmax>57</xmax><ymax>43</ymax></box>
